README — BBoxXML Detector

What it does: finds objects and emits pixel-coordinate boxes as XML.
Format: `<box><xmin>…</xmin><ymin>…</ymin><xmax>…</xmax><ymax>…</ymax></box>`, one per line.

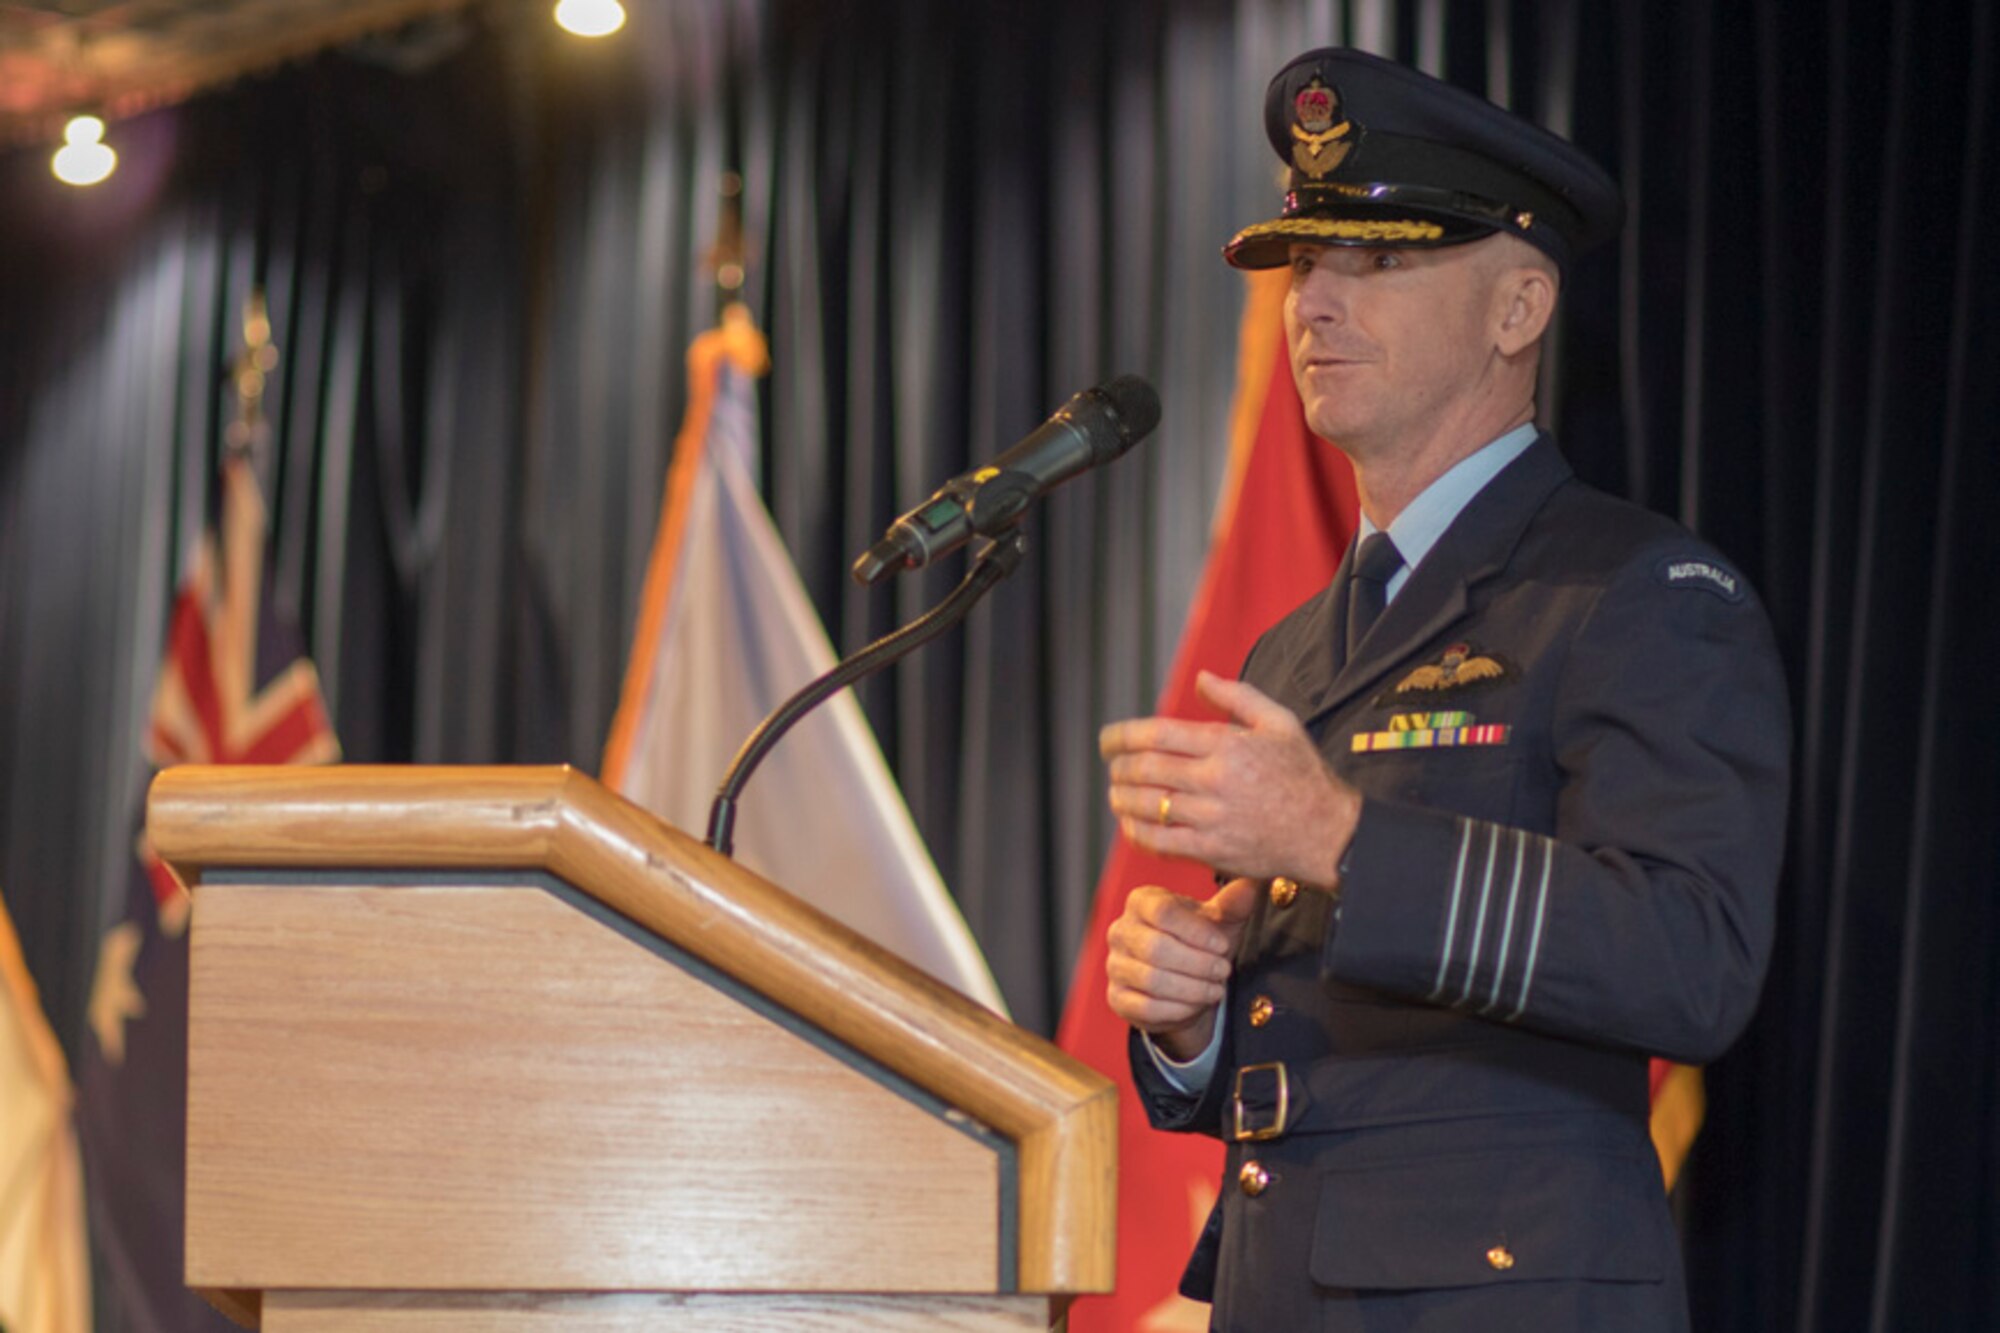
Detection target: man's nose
<box><xmin>1294</xmin><ymin>264</ymin><xmax>1347</xmax><ymax>324</ymax></box>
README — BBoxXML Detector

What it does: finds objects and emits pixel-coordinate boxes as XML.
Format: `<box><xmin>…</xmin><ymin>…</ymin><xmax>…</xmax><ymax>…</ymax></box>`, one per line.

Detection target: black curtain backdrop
<box><xmin>1</xmin><ymin>1</ymin><xmax>1995</xmax><ymax>1329</ymax></box>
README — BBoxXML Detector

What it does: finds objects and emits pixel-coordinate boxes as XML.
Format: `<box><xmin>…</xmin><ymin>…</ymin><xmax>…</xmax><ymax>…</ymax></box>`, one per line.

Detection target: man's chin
<box><xmin>1298</xmin><ymin>401</ymin><xmax>1371</xmax><ymax>447</ymax></box>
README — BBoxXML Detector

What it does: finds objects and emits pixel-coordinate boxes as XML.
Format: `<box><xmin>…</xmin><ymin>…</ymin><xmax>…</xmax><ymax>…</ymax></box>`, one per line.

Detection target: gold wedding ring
<box><xmin>1158</xmin><ymin>792</ymin><xmax>1175</xmax><ymax>827</ymax></box>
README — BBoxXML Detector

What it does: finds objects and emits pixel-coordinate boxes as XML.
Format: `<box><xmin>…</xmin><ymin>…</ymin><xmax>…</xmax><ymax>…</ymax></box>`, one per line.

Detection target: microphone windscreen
<box><xmin>1100</xmin><ymin>374</ymin><xmax>1163</xmax><ymax>446</ymax></box>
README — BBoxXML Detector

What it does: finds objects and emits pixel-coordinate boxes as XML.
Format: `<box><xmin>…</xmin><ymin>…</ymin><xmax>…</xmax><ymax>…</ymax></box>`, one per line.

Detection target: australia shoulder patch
<box><xmin>1653</xmin><ymin>554</ymin><xmax>1745</xmax><ymax>603</ymax></box>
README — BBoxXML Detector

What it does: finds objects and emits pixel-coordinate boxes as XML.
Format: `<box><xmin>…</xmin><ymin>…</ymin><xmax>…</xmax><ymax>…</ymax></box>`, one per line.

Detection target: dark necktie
<box><xmin>1345</xmin><ymin>532</ymin><xmax>1405</xmax><ymax>660</ymax></box>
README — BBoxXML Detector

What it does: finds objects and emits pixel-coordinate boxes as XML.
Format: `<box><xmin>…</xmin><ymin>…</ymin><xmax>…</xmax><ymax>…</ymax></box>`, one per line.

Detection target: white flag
<box><xmin>603</xmin><ymin>310</ymin><xmax>1006</xmax><ymax>1015</ymax></box>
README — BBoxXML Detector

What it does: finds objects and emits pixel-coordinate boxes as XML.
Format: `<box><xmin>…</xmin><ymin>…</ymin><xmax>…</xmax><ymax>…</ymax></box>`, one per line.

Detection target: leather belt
<box><xmin>1227</xmin><ymin>1045</ymin><xmax>1645</xmax><ymax>1144</ymax></box>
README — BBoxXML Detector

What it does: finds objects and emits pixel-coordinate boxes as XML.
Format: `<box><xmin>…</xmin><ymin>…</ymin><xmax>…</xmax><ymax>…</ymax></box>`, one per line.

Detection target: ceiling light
<box><xmin>53</xmin><ymin>115</ymin><xmax>116</xmax><ymax>187</ymax></box>
<box><xmin>554</xmin><ymin>0</ymin><xmax>625</xmax><ymax>37</ymax></box>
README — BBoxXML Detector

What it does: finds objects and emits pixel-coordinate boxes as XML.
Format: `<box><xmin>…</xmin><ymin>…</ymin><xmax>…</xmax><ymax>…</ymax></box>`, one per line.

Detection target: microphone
<box><xmin>851</xmin><ymin>375</ymin><xmax>1161</xmax><ymax>585</ymax></box>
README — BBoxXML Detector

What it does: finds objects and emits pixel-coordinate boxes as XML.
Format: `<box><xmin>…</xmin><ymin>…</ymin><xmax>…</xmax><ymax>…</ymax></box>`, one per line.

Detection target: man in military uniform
<box><xmin>1100</xmin><ymin>48</ymin><xmax>1789</xmax><ymax>1332</ymax></box>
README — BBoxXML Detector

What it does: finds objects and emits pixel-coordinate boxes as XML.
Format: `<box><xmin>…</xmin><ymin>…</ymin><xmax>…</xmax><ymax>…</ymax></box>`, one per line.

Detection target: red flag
<box><xmin>1056</xmin><ymin>269</ymin><xmax>1357</xmax><ymax>1333</ymax></box>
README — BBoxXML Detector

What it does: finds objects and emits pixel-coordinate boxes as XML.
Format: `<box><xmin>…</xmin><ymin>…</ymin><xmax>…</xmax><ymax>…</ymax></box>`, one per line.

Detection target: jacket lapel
<box><xmin>1299</xmin><ymin>435</ymin><xmax>1574</xmax><ymax>727</ymax></box>
<box><xmin>1279</xmin><ymin>544</ymin><xmax>1356</xmax><ymax>711</ymax></box>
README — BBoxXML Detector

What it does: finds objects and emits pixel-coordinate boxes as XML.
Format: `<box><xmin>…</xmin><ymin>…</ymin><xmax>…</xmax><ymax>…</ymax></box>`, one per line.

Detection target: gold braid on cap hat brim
<box><xmin>1229</xmin><ymin>216</ymin><xmax>1449</xmax><ymax>248</ymax></box>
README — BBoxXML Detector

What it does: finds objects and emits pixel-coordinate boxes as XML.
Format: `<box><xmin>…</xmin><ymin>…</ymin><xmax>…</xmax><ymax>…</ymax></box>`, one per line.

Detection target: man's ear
<box><xmin>1493</xmin><ymin>264</ymin><xmax>1558</xmax><ymax>357</ymax></box>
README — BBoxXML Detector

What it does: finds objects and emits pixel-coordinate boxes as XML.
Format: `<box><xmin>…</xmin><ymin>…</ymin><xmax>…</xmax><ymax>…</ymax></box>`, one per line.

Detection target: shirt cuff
<box><xmin>1140</xmin><ymin>1009</ymin><xmax>1225</xmax><ymax>1094</ymax></box>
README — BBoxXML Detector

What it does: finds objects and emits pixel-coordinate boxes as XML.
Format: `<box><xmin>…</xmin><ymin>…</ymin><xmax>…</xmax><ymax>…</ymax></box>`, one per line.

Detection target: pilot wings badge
<box><xmin>1378</xmin><ymin>642</ymin><xmax>1512</xmax><ymax>704</ymax></box>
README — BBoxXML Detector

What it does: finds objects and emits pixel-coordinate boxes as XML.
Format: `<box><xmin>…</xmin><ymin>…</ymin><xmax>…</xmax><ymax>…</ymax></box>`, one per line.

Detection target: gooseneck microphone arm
<box><xmin>704</xmin><ymin>532</ymin><xmax>1029</xmax><ymax>857</ymax></box>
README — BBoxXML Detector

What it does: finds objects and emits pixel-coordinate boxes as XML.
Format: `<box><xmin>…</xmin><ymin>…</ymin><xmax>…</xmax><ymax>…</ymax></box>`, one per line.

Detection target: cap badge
<box><xmin>1290</xmin><ymin>77</ymin><xmax>1354</xmax><ymax>179</ymax></box>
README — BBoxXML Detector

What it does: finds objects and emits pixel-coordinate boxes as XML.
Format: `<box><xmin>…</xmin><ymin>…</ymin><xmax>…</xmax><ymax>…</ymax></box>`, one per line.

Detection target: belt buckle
<box><xmin>1230</xmin><ymin>1062</ymin><xmax>1290</xmax><ymax>1142</ymax></box>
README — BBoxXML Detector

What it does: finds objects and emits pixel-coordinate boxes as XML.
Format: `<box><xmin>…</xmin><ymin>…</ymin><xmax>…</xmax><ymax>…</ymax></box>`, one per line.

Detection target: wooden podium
<box><xmin>149</xmin><ymin>766</ymin><xmax>1116</xmax><ymax>1332</ymax></box>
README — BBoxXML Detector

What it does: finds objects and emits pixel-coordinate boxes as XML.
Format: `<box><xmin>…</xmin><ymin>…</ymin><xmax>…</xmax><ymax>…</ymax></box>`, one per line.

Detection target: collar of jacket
<box><xmin>1290</xmin><ymin>431</ymin><xmax>1574</xmax><ymax>727</ymax></box>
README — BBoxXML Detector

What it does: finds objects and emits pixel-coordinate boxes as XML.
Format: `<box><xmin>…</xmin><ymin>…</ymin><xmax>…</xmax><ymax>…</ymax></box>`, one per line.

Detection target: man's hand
<box><xmin>1106</xmin><ymin>878</ymin><xmax>1263</xmax><ymax>1058</ymax></box>
<box><xmin>1099</xmin><ymin>670</ymin><xmax>1362</xmax><ymax>887</ymax></box>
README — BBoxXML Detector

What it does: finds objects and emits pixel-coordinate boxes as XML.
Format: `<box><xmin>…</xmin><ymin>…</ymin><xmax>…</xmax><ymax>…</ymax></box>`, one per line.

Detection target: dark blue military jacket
<box><xmin>1130</xmin><ymin>435</ymin><xmax>1790</xmax><ymax>1333</ymax></box>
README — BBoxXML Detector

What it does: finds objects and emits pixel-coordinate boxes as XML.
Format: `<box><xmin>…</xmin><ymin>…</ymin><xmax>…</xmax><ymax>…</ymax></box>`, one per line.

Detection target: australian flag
<box><xmin>77</xmin><ymin>455</ymin><xmax>338</xmax><ymax>1332</ymax></box>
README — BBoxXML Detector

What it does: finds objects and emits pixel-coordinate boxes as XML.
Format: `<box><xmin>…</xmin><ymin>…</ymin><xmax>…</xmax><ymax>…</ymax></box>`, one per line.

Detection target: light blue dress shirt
<box><xmin>1358</xmin><ymin>422</ymin><xmax>1539</xmax><ymax>600</ymax></box>
<box><xmin>1144</xmin><ymin>423</ymin><xmax>1542</xmax><ymax>1092</ymax></box>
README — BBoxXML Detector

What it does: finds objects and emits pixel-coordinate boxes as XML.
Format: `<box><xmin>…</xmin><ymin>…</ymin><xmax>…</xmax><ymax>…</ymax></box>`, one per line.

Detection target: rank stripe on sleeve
<box><xmin>1457</xmin><ymin>824</ymin><xmax>1506</xmax><ymax>1004</ymax></box>
<box><xmin>1506</xmin><ymin>836</ymin><xmax>1558</xmax><ymax>1021</ymax></box>
<box><xmin>1481</xmin><ymin>832</ymin><xmax>1545</xmax><ymax>1015</ymax></box>
<box><xmin>1462</xmin><ymin>829</ymin><xmax>1529</xmax><ymax>1008</ymax></box>
<box><xmin>1428</xmin><ymin>818</ymin><xmax>1477</xmax><ymax>1001</ymax></box>
<box><xmin>1423</xmin><ymin>820</ymin><xmax>1561</xmax><ymax>1021</ymax></box>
